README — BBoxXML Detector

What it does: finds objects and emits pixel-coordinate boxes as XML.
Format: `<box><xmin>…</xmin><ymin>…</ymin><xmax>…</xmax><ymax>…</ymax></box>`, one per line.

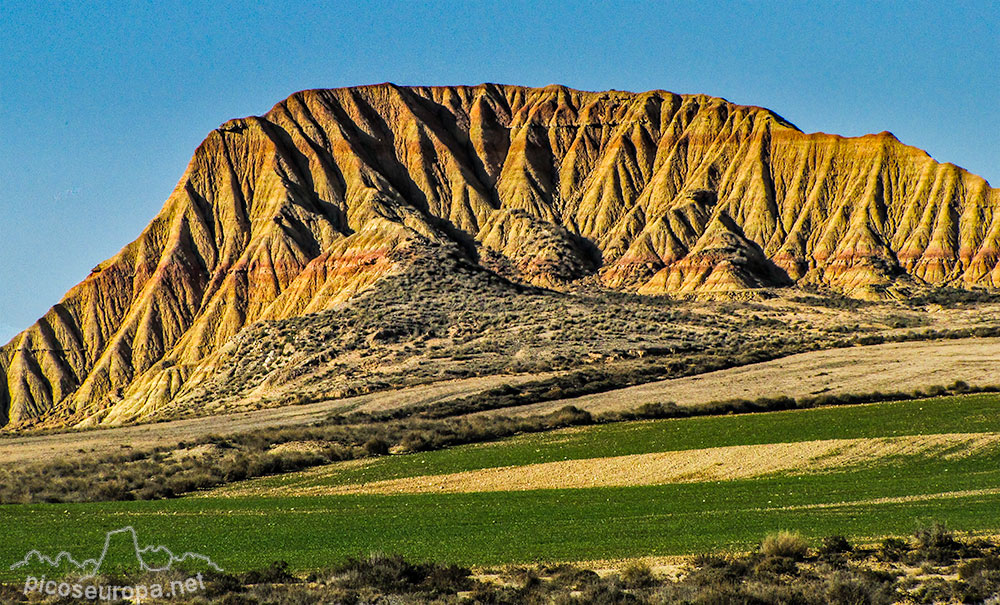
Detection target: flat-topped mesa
<box><xmin>1</xmin><ymin>83</ymin><xmax>997</xmax><ymax>428</ymax></box>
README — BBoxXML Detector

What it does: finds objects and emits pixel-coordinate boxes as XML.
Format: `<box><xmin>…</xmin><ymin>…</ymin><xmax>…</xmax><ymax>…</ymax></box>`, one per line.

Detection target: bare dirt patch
<box><xmin>315</xmin><ymin>433</ymin><xmax>1000</xmax><ymax>496</ymax></box>
<box><xmin>268</xmin><ymin>440</ymin><xmax>329</xmax><ymax>455</ymax></box>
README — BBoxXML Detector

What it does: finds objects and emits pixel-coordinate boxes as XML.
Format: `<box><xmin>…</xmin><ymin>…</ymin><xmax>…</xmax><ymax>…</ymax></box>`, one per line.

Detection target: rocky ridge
<box><xmin>2</xmin><ymin>83</ymin><xmax>997</xmax><ymax>427</ymax></box>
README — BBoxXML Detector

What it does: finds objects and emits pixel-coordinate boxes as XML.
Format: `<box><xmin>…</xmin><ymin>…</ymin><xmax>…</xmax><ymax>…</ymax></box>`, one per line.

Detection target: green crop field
<box><xmin>2</xmin><ymin>393</ymin><xmax>1000</xmax><ymax>580</ymax></box>
<box><xmin>213</xmin><ymin>392</ymin><xmax>1000</xmax><ymax>492</ymax></box>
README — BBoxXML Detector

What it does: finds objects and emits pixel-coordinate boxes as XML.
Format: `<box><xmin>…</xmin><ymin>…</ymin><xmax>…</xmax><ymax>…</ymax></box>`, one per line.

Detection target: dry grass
<box><xmin>0</xmin><ymin>374</ymin><xmax>542</xmax><ymax>465</ymax></box>
<box><xmin>485</xmin><ymin>337</ymin><xmax>1000</xmax><ymax>417</ymax></box>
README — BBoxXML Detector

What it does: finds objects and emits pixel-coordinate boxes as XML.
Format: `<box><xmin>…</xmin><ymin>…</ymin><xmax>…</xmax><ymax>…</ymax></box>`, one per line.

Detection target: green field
<box><xmin>2</xmin><ymin>394</ymin><xmax>1000</xmax><ymax>579</ymax></box>
<box><xmin>216</xmin><ymin>393</ymin><xmax>1000</xmax><ymax>491</ymax></box>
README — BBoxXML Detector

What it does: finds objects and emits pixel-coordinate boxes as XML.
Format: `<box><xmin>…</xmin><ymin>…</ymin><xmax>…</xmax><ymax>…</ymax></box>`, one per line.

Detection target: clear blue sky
<box><xmin>1</xmin><ymin>1</ymin><xmax>997</xmax><ymax>342</ymax></box>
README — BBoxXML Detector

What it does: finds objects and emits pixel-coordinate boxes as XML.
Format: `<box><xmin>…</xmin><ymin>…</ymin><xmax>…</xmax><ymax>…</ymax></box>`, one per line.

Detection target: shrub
<box><xmin>959</xmin><ymin>555</ymin><xmax>1000</xmax><ymax>580</ymax></box>
<box><xmin>241</xmin><ymin>561</ymin><xmax>295</xmax><ymax>585</ymax></box>
<box><xmin>761</xmin><ymin>531</ymin><xmax>809</xmax><ymax>560</ymax></box>
<box><xmin>924</xmin><ymin>385</ymin><xmax>948</xmax><ymax>397</ymax></box>
<box><xmin>335</xmin><ymin>553</ymin><xmax>426</xmax><ymax>591</ymax></box>
<box><xmin>332</xmin><ymin>553</ymin><xmax>471</xmax><ymax>594</ymax></box>
<box><xmin>687</xmin><ymin>555</ymin><xmax>751</xmax><ymax>586</ymax></box>
<box><xmin>824</xmin><ymin>570</ymin><xmax>898</xmax><ymax>605</ymax></box>
<box><xmin>399</xmin><ymin>431</ymin><xmax>433</xmax><ymax>453</ymax></box>
<box><xmin>913</xmin><ymin>522</ymin><xmax>960</xmax><ymax>564</ymax></box>
<box><xmin>878</xmin><ymin>537</ymin><xmax>909</xmax><ymax>562</ymax></box>
<box><xmin>631</xmin><ymin>401</ymin><xmax>681</xmax><ymax>419</ymax></box>
<box><xmin>949</xmin><ymin>380</ymin><xmax>971</xmax><ymax>393</ymax></box>
<box><xmin>957</xmin><ymin>556</ymin><xmax>1000</xmax><ymax>602</ymax></box>
<box><xmin>544</xmin><ymin>405</ymin><xmax>593</xmax><ymax>428</ymax></box>
<box><xmin>421</xmin><ymin>563</ymin><xmax>474</xmax><ymax>594</ymax></box>
<box><xmin>914</xmin><ymin>522</ymin><xmax>955</xmax><ymax>549</ymax></box>
<box><xmin>754</xmin><ymin>554</ymin><xmax>800</xmax><ymax>576</ymax></box>
<box><xmin>620</xmin><ymin>561</ymin><xmax>656</xmax><ymax>589</ymax></box>
<box><xmin>548</xmin><ymin>564</ymin><xmax>601</xmax><ymax>589</ymax></box>
<box><xmin>363</xmin><ymin>438</ymin><xmax>390</xmax><ymax>456</ymax></box>
<box><xmin>574</xmin><ymin>579</ymin><xmax>634</xmax><ymax>604</ymax></box>
<box><xmin>910</xmin><ymin>577</ymin><xmax>957</xmax><ymax>604</ymax></box>
<box><xmin>819</xmin><ymin>535</ymin><xmax>853</xmax><ymax>555</ymax></box>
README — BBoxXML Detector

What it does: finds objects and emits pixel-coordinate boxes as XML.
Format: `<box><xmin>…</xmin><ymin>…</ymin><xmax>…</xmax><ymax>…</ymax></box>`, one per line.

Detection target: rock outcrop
<box><xmin>2</xmin><ymin>83</ymin><xmax>997</xmax><ymax>427</ymax></box>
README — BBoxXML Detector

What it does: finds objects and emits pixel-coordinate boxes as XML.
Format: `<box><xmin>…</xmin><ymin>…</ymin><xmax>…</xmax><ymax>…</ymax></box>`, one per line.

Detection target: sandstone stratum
<box><xmin>2</xmin><ymin>83</ymin><xmax>998</xmax><ymax>429</ymax></box>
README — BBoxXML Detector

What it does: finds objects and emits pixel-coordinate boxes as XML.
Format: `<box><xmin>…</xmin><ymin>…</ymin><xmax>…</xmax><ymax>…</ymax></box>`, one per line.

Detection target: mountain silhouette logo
<box><xmin>10</xmin><ymin>527</ymin><xmax>222</xmax><ymax>578</ymax></box>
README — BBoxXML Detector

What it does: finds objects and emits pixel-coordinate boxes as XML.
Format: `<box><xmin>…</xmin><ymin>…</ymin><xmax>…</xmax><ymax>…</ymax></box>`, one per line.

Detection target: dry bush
<box><xmin>620</xmin><ymin>561</ymin><xmax>656</xmax><ymax>589</ymax></box>
<box><xmin>761</xmin><ymin>531</ymin><xmax>809</xmax><ymax>560</ymax></box>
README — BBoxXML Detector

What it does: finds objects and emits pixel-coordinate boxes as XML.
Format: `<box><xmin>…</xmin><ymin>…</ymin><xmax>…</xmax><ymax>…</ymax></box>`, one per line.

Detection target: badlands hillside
<box><xmin>2</xmin><ymin>83</ymin><xmax>998</xmax><ymax>429</ymax></box>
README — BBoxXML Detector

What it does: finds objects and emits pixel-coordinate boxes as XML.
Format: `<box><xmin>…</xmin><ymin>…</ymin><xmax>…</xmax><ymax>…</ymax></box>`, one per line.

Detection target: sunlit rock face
<box><xmin>2</xmin><ymin>84</ymin><xmax>996</xmax><ymax>427</ymax></box>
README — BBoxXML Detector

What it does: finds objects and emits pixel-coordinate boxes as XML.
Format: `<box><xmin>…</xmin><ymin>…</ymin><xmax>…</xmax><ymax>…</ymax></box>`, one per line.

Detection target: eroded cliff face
<box><xmin>2</xmin><ymin>83</ymin><xmax>997</xmax><ymax>427</ymax></box>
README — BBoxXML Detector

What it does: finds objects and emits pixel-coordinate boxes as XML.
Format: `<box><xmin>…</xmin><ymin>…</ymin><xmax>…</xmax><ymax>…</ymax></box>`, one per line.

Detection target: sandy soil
<box><xmin>301</xmin><ymin>432</ymin><xmax>1000</xmax><ymax>495</ymax></box>
<box><xmin>487</xmin><ymin>337</ymin><xmax>1000</xmax><ymax>417</ymax></box>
